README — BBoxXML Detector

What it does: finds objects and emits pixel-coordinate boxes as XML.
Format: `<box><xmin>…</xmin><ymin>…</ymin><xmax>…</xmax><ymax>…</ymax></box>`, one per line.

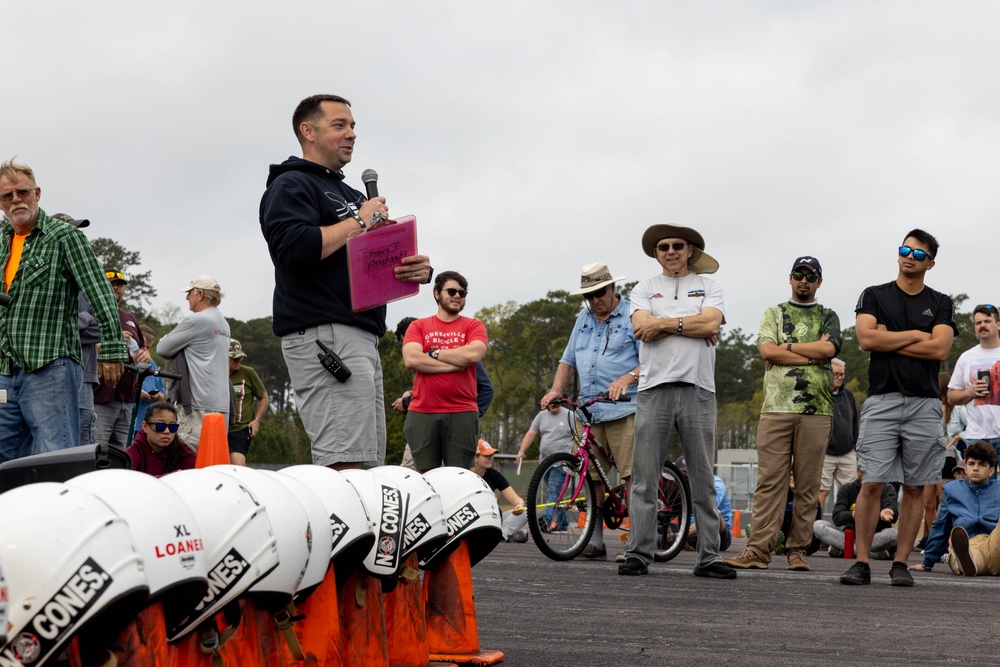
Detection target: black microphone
<box><xmin>361</xmin><ymin>169</ymin><xmax>379</xmax><ymax>200</ymax></box>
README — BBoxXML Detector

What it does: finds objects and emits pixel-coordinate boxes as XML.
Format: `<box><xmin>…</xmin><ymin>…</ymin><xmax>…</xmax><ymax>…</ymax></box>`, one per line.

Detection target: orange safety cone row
<box><xmin>219</xmin><ymin>597</ymin><xmax>287</xmax><ymax>666</ymax></box>
<box><xmin>68</xmin><ymin>602</ymin><xmax>172</xmax><ymax>667</ymax></box>
<box><xmin>338</xmin><ymin>568</ymin><xmax>389</xmax><ymax>667</ymax></box>
<box><xmin>732</xmin><ymin>510</ymin><xmax>743</xmax><ymax>537</ymax></box>
<box><xmin>423</xmin><ymin>541</ymin><xmax>504</xmax><ymax>665</ymax></box>
<box><xmin>384</xmin><ymin>553</ymin><xmax>428</xmax><ymax>667</ymax></box>
<box><xmin>281</xmin><ymin>563</ymin><xmax>345</xmax><ymax>666</ymax></box>
<box><xmin>165</xmin><ymin>607</ymin><xmax>240</xmax><ymax>666</ymax></box>
<box><xmin>195</xmin><ymin>413</ymin><xmax>230</xmax><ymax>468</ymax></box>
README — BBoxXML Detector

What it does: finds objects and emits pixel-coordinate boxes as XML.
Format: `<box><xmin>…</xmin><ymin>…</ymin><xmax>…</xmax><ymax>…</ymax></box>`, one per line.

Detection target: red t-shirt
<box><xmin>405</xmin><ymin>315</ymin><xmax>488</xmax><ymax>413</ymax></box>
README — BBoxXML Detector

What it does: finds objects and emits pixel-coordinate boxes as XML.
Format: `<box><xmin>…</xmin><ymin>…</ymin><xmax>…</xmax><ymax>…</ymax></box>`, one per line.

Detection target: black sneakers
<box><xmin>694</xmin><ymin>561</ymin><xmax>737</xmax><ymax>579</ymax></box>
<box><xmin>840</xmin><ymin>561</ymin><xmax>871</xmax><ymax>585</ymax></box>
<box><xmin>889</xmin><ymin>562</ymin><xmax>914</xmax><ymax>587</ymax></box>
<box><xmin>617</xmin><ymin>557</ymin><xmax>649</xmax><ymax>576</ymax></box>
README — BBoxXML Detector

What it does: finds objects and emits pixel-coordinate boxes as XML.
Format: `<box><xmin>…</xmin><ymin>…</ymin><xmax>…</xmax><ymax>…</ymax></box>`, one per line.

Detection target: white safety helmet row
<box><xmin>0</xmin><ymin>463</ymin><xmax>503</xmax><ymax>666</ymax></box>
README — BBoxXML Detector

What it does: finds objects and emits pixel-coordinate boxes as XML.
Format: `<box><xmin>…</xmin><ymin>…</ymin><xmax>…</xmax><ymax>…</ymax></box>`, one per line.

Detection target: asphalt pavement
<box><xmin>470</xmin><ymin>531</ymin><xmax>1000</xmax><ymax>667</ymax></box>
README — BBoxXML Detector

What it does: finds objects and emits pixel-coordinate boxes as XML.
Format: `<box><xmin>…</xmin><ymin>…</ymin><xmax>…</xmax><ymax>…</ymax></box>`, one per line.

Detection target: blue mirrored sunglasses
<box><xmin>898</xmin><ymin>246</ymin><xmax>929</xmax><ymax>262</ymax></box>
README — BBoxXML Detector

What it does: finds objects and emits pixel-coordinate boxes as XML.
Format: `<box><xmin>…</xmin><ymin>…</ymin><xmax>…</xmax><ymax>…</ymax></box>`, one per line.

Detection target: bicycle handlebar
<box><xmin>549</xmin><ymin>393</ymin><xmax>630</xmax><ymax>409</ymax></box>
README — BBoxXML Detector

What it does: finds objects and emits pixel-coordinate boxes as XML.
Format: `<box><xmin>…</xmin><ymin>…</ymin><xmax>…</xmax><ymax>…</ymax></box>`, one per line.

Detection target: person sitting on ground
<box><xmin>470</xmin><ymin>439</ymin><xmax>528</xmax><ymax>543</ymax></box>
<box><xmin>127</xmin><ymin>402</ymin><xmax>197</xmax><ymax>477</ymax></box>
<box><xmin>677</xmin><ymin>456</ymin><xmax>733</xmax><ymax>552</ymax></box>
<box><xmin>910</xmin><ymin>440</ymin><xmax>1000</xmax><ymax>575</ymax></box>
<box><xmin>814</xmin><ymin>468</ymin><xmax>898</xmax><ymax>559</ymax></box>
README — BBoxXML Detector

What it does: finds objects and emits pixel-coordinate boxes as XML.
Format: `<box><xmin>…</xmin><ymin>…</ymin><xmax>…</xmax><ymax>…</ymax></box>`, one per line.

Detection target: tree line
<box><xmin>94</xmin><ymin>237</ymin><xmax>979</xmax><ymax>464</ymax></box>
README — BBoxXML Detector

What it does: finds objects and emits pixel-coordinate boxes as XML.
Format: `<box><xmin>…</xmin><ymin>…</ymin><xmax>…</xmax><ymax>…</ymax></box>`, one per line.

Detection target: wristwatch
<box><xmin>353</xmin><ymin>213</ymin><xmax>366</xmax><ymax>229</ymax></box>
<box><xmin>428</xmin><ymin>349</ymin><xmax>440</xmax><ymax>359</ymax></box>
<box><xmin>628</xmin><ymin>371</ymin><xmax>639</xmax><ymax>383</ymax></box>
<box><xmin>786</xmin><ymin>343</ymin><xmax>793</xmax><ymax>351</ymax></box>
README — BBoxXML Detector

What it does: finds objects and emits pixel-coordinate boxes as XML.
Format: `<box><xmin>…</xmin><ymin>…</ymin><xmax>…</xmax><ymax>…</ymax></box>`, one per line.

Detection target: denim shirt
<box><xmin>560</xmin><ymin>296</ymin><xmax>639</xmax><ymax>423</ymax></box>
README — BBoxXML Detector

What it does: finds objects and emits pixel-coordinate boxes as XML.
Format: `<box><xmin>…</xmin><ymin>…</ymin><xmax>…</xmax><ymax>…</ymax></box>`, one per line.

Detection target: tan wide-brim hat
<box><xmin>641</xmin><ymin>224</ymin><xmax>720</xmax><ymax>275</ymax></box>
<box><xmin>568</xmin><ymin>262</ymin><xmax>627</xmax><ymax>295</ymax></box>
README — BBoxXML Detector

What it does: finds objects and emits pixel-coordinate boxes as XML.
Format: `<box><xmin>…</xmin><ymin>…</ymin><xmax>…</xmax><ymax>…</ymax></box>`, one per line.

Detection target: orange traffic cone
<box><xmin>281</xmin><ymin>563</ymin><xmax>345</xmax><ymax>666</ymax></box>
<box><xmin>338</xmin><ymin>569</ymin><xmax>389</xmax><ymax>667</ymax></box>
<box><xmin>733</xmin><ymin>510</ymin><xmax>743</xmax><ymax>537</ymax></box>
<box><xmin>165</xmin><ymin>607</ymin><xmax>241</xmax><ymax>666</ymax></box>
<box><xmin>67</xmin><ymin>603</ymin><xmax>171</xmax><ymax>667</ymax></box>
<box><xmin>219</xmin><ymin>597</ymin><xmax>287</xmax><ymax>666</ymax></box>
<box><xmin>577</xmin><ymin>511</ymin><xmax>586</xmax><ymax>528</ymax></box>
<box><xmin>195</xmin><ymin>413</ymin><xmax>230</xmax><ymax>468</ymax></box>
<box><xmin>423</xmin><ymin>541</ymin><xmax>504</xmax><ymax>665</ymax></box>
<box><xmin>384</xmin><ymin>553</ymin><xmax>428</xmax><ymax>667</ymax></box>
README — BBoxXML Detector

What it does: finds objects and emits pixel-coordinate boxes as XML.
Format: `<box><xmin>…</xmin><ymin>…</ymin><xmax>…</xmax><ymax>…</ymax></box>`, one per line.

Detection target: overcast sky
<box><xmin>7</xmin><ymin>1</ymin><xmax>1000</xmax><ymax>339</ymax></box>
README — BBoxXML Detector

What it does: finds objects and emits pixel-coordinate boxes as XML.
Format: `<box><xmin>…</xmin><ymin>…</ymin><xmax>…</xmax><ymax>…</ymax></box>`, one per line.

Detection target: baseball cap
<box><xmin>791</xmin><ymin>256</ymin><xmax>822</xmax><ymax>277</ymax></box>
<box><xmin>51</xmin><ymin>212</ymin><xmax>90</xmax><ymax>228</ymax></box>
<box><xmin>183</xmin><ymin>275</ymin><xmax>221</xmax><ymax>293</ymax></box>
<box><xmin>476</xmin><ymin>440</ymin><xmax>498</xmax><ymax>456</ymax></box>
<box><xmin>105</xmin><ymin>270</ymin><xmax>127</xmax><ymax>284</ymax></box>
<box><xmin>229</xmin><ymin>339</ymin><xmax>247</xmax><ymax>360</ymax></box>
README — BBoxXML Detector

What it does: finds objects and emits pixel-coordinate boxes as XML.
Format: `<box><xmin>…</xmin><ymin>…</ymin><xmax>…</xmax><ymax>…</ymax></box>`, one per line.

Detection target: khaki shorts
<box><xmin>577</xmin><ymin>413</ymin><xmax>634</xmax><ymax>480</ymax></box>
<box><xmin>821</xmin><ymin>451</ymin><xmax>858</xmax><ymax>491</ymax></box>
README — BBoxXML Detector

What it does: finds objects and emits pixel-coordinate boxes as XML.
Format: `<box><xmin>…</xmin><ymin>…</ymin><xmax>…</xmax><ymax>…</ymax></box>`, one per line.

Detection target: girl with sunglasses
<box><xmin>126</xmin><ymin>402</ymin><xmax>197</xmax><ymax>477</ymax></box>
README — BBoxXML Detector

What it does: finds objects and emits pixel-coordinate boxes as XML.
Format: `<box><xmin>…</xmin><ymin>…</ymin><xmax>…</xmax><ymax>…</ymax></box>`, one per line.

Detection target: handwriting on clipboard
<box><xmin>347</xmin><ymin>215</ymin><xmax>420</xmax><ymax>312</ymax></box>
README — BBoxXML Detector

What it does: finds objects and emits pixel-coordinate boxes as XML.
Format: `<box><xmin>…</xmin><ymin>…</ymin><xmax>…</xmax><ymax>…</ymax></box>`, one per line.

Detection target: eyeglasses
<box><xmin>657</xmin><ymin>242</ymin><xmax>688</xmax><ymax>253</ymax></box>
<box><xmin>147</xmin><ymin>421</ymin><xmax>179</xmax><ymax>433</ymax></box>
<box><xmin>583</xmin><ymin>285</ymin><xmax>609</xmax><ymax>301</ymax></box>
<box><xmin>898</xmin><ymin>246</ymin><xmax>929</xmax><ymax>262</ymax></box>
<box><xmin>791</xmin><ymin>271</ymin><xmax>819</xmax><ymax>283</ymax></box>
<box><xmin>106</xmin><ymin>271</ymin><xmax>125</xmax><ymax>281</ymax></box>
<box><xmin>832</xmin><ymin>372</ymin><xmax>846</xmax><ymax>378</ymax></box>
<box><xmin>0</xmin><ymin>188</ymin><xmax>36</xmax><ymax>204</ymax></box>
<box><xmin>444</xmin><ymin>288</ymin><xmax>468</xmax><ymax>298</ymax></box>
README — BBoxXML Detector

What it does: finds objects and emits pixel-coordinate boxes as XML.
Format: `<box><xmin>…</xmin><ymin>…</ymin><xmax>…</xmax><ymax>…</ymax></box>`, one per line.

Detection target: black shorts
<box><xmin>227</xmin><ymin>428</ymin><xmax>252</xmax><ymax>457</ymax></box>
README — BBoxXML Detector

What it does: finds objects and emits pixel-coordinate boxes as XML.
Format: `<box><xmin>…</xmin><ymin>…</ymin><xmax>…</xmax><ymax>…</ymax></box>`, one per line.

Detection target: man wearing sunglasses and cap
<box><xmin>841</xmin><ymin>229</ymin><xmax>957</xmax><ymax>587</ymax></box>
<box><xmin>540</xmin><ymin>261</ymin><xmax>640</xmax><ymax>561</ymax></box>
<box><xmin>725</xmin><ymin>256</ymin><xmax>841</xmax><ymax>573</ymax></box>
<box><xmin>947</xmin><ymin>304</ymin><xmax>1000</xmax><ymax>466</ymax></box>
<box><xmin>621</xmin><ymin>224</ymin><xmax>735</xmax><ymax>579</ymax></box>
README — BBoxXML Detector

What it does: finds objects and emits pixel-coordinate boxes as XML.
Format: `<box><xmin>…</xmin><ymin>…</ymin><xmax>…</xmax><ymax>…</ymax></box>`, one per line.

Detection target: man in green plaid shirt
<box><xmin>0</xmin><ymin>158</ymin><xmax>127</xmax><ymax>462</ymax></box>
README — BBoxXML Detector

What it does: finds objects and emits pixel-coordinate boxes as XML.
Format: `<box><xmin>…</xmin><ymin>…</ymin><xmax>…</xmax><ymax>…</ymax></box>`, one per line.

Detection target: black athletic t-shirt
<box><xmin>856</xmin><ymin>281</ymin><xmax>958</xmax><ymax>398</ymax></box>
<box><xmin>481</xmin><ymin>467</ymin><xmax>510</xmax><ymax>493</ymax></box>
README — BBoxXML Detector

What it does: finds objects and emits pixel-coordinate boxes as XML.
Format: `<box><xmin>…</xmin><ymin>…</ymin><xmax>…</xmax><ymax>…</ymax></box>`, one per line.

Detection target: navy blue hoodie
<box><xmin>260</xmin><ymin>156</ymin><xmax>387</xmax><ymax>337</ymax></box>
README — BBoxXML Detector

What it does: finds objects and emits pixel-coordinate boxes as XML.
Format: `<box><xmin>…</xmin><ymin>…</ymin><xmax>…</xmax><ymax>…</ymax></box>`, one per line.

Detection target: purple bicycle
<box><xmin>526</xmin><ymin>394</ymin><xmax>691</xmax><ymax>561</ymax></box>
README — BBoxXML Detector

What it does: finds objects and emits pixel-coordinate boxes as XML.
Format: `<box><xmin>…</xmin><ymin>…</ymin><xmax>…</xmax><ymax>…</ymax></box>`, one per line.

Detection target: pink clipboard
<box><xmin>347</xmin><ymin>215</ymin><xmax>420</xmax><ymax>312</ymax></box>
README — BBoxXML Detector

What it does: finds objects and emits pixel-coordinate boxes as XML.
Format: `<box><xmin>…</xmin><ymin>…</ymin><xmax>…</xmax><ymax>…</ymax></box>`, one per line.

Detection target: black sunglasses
<box><xmin>583</xmin><ymin>285</ymin><xmax>609</xmax><ymax>301</ymax></box>
<box><xmin>656</xmin><ymin>242</ymin><xmax>688</xmax><ymax>253</ymax></box>
<box><xmin>791</xmin><ymin>271</ymin><xmax>819</xmax><ymax>283</ymax></box>
<box><xmin>444</xmin><ymin>288</ymin><xmax>468</xmax><ymax>298</ymax></box>
<box><xmin>148</xmin><ymin>421</ymin><xmax>179</xmax><ymax>433</ymax></box>
<box><xmin>898</xmin><ymin>246</ymin><xmax>929</xmax><ymax>262</ymax></box>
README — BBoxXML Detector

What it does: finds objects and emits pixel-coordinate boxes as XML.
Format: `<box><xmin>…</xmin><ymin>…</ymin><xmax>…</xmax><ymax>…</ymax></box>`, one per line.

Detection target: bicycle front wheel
<box><xmin>526</xmin><ymin>452</ymin><xmax>596</xmax><ymax>560</ymax></box>
<box><xmin>653</xmin><ymin>461</ymin><xmax>692</xmax><ymax>562</ymax></box>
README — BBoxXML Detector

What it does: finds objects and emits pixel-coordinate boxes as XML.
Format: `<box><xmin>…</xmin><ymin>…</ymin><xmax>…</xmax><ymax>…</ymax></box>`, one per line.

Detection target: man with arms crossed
<box><xmin>621</xmin><ymin>224</ymin><xmax>735</xmax><ymax>580</ymax></box>
<box><xmin>725</xmin><ymin>256</ymin><xmax>840</xmax><ymax>572</ymax></box>
<box><xmin>260</xmin><ymin>95</ymin><xmax>432</xmax><ymax>469</ymax></box>
<box><xmin>841</xmin><ymin>229</ymin><xmax>957</xmax><ymax>586</ymax></box>
<box><xmin>403</xmin><ymin>271</ymin><xmax>487</xmax><ymax>470</ymax></box>
<box><xmin>948</xmin><ymin>304</ymin><xmax>1000</xmax><ymax>466</ymax></box>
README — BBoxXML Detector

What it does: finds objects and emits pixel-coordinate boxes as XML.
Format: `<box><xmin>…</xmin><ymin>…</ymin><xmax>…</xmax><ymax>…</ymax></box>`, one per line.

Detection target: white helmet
<box><xmin>262</xmin><ymin>472</ymin><xmax>333</xmax><ymax>601</ymax></box>
<box><xmin>66</xmin><ymin>469</ymin><xmax>209</xmax><ymax>631</ymax></box>
<box><xmin>280</xmin><ymin>465</ymin><xmax>375</xmax><ymax>573</ymax></box>
<box><xmin>419</xmin><ymin>467</ymin><xmax>502</xmax><ymax>570</ymax></box>
<box><xmin>341</xmin><ymin>469</ymin><xmax>410</xmax><ymax>580</ymax></box>
<box><xmin>0</xmin><ymin>483</ymin><xmax>149</xmax><ymax>666</ymax></box>
<box><xmin>213</xmin><ymin>467</ymin><xmax>311</xmax><ymax>608</ymax></box>
<box><xmin>160</xmin><ymin>468</ymin><xmax>279</xmax><ymax>641</ymax></box>
<box><xmin>371</xmin><ymin>466</ymin><xmax>448</xmax><ymax>560</ymax></box>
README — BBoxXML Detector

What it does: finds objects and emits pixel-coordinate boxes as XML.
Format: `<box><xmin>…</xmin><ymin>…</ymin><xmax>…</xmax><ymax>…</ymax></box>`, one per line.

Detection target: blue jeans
<box><xmin>541</xmin><ymin>465</ymin><xmax>569</xmax><ymax>531</ymax></box>
<box><xmin>627</xmin><ymin>383</ymin><xmax>721</xmax><ymax>568</ymax></box>
<box><xmin>0</xmin><ymin>358</ymin><xmax>83</xmax><ymax>463</ymax></box>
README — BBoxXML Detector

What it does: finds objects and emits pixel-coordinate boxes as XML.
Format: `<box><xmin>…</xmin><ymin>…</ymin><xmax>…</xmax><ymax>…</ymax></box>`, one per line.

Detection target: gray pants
<box><xmin>94</xmin><ymin>400</ymin><xmax>132</xmax><ymax>448</ymax></box>
<box><xmin>627</xmin><ymin>383</ymin><xmax>722</xmax><ymax>568</ymax></box>
<box><xmin>813</xmin><ymin>520</ymin><xmax>897</xmax><ymax>552</ymax></box>
<box><xmin>79</xmin><ymin>382</ymin><xmax>97</xmax><ymax>446</ymax></box>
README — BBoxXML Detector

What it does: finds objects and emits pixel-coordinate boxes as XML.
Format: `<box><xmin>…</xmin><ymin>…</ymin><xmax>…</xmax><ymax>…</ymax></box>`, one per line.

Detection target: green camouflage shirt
<box><xmin>0</xmin><ymin>209</ymin><xmax>127</xmax><ymax>374</ymax></box>
<box><xmin>756</xmin><ymin>301</ymin><xmax>842</xmax><ymax>416</ymax></box>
